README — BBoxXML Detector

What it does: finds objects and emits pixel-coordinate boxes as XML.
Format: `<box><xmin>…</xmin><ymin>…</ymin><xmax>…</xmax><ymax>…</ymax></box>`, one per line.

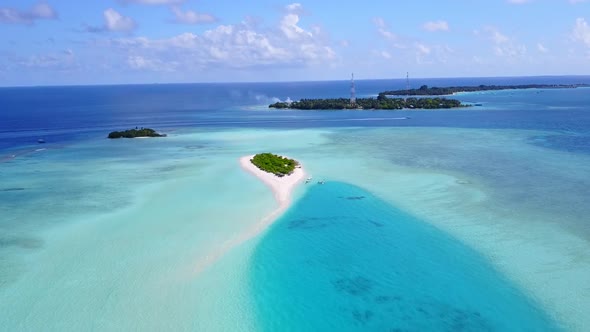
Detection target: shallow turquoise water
<box><xmin>2</xmin><ymin>79</ymin><xmax>590</xmax><ymax>330</ymax></box>
<box><xmin>250</xmin><ymin>182</ymin><xmax>558</xmax><ymax>331</ymax></box>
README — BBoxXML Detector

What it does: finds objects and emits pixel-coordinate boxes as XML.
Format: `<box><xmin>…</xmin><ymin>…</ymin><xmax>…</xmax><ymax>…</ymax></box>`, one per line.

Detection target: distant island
<box><xmin>107</xmin><ymin>128</ymin><xmax>166</xmax><ymax>139</ymax></box>
<box><xmin>269</xmin><ymin>95</ymin><xmax>464</xmax><ymax>110</ymax></box>
<box><xmin>250</xmin><ymin>153</ymin><xmax>299</xmax><ymax>177</ymax></box>
<box><xmin>381</xmin><ymin>83</ymin><xmax>590</xmax><ymax>96</ymax></box>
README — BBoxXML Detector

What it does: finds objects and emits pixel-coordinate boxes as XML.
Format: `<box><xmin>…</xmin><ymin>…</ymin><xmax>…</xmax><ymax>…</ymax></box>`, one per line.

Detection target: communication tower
<box><xmin>350</xmin><ymin>73</ymin><xmax>356</xmax><ymax>106</ymax></box>
<box><xmin>405</xmin><ymin>72</ymin><xmax>410</xmax><ymax>99</ymax></box>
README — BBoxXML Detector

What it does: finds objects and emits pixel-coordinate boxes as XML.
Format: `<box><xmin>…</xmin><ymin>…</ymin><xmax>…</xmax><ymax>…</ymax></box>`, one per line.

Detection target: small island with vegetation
<box><xmin>269</xmin><ymin>82</ymin><xmax>590</xmax><ymax>110</ymax></box>
<box><xmin>250</xmin><ymin>153</ymin><xmax>299</xmax><ymax>177</ymax></box>
<box><xmin>269</xmin><ymin>94</ymin><xmax>464</xmax><ymax>110</ymax></box>
<box><xmin>381</xmin><ymin>83</ymin><xmax>590</xmax><ymax>96</ymax></box>
<box><xmin>107</xmin><ymin>127</ymin><xmax>167</xmax><ymax>139</ymax></box>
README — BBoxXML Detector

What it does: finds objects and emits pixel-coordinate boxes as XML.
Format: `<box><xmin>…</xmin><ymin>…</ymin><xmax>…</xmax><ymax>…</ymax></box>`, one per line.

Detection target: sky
<box><xmin>1</xmin><ymin>0</ymin><xmax>590</xmax><ymax>86</ymax></box>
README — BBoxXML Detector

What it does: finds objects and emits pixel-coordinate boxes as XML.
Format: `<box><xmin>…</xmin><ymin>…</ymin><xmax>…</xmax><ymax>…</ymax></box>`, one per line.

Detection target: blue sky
<box><xmin>1</xmin><ymin>0</ymin><xmax>589</xmax><ymax>86</ymax></box>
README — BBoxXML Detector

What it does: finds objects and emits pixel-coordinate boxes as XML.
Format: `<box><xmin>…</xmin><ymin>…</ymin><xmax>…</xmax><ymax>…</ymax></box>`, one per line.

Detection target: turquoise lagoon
<box><xmin>251</xmin><ymin>182</ymin><xmax>556</xmax><ymax>331</ymax></box>
<box><xmin>2</xmin><ymin>80</ymin><xmax>590</xmax><ymax>331</ymax></box>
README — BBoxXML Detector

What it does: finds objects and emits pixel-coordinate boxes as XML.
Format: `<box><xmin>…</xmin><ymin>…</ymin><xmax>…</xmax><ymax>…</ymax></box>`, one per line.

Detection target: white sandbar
<box><xmin>239</xmin><ymin>154</ymin><xmax>306</xmax><ymax>206</ymax></box>
<box><xmin>193</xmin><ymin>155</ymin><xmax>306</xmax><ymax>274</ymax></box>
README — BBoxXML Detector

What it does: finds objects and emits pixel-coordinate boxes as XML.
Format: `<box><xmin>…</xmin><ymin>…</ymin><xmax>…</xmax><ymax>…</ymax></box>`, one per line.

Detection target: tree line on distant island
<box><xmin>381</xmin><ymin>83</ymin><xmax>590</xmax><ymax>96</ymax></box>
<box><xmin>268</xmin><ymin>82</ymin><xmax>590</xmax><ymax>110</ymax></box>
<box><xmin>108</xmin><ymin>127</ymin><xmax>166</xmax><ymax>139</ymax></box>
<box><xmin>269</xmin><ymin>95</ymin><xmax>463</xmax><ymax>110</ymax></box>
<box><xmin>251</xmin><ymin>153</ymin><xmax>298</xmax><ymax>177</ymax></box>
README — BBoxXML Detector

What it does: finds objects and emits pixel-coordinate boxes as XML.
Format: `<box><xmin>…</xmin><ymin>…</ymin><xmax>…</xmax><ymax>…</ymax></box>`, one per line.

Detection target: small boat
<box><xmin>318</xmin><ymin>181</ymin><xmax>325</xmax><ymax>185</ymax></box>
<box><xmin>37</xmin><ymin>139</ymin><xmax>45</xmax><ymax>144</ymax></box>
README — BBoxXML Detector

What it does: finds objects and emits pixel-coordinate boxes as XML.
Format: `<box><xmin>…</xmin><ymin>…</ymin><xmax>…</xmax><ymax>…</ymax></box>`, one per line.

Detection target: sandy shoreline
<box><xmin>193</xmin><ymin>155</ymin><xmax>306</xmax><ymax>274</ymax></box>
<box><xmin>239</xmin><ymin>154</ymin><xmax>306</xmax><ymax>205</ymax></box>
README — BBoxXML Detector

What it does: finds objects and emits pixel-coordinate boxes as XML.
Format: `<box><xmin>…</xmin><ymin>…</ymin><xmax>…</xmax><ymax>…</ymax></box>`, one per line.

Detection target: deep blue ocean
<box><xmin>2</xmin><ymin>76</ymin><xmax>590</xmax><ymax>331</ymax></box>
<box><xmin>2</xmin><ymin>76</ymin><xmax>590</xmax><ymax>153</ymax></box>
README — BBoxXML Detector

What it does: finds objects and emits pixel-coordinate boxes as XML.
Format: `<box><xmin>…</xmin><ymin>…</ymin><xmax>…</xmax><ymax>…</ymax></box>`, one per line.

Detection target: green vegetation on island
<box><xmin>251</xmin><ymin>153</ymin><xmax>298</xmax><ymax>177</ymax></box>
<box><xmin>380</xmin><ymin>83</ymin><xmax>590</xmax><ymax>96</ymax></box>
<box><xmin>107</xmin><ymin>127</ymin><xmax>166</xmax><ymax>139</ymax></box>
<box><xmin>269</xmin><ymin>95</ymin><xmax>464</xmax><ymax>110</ymax></box>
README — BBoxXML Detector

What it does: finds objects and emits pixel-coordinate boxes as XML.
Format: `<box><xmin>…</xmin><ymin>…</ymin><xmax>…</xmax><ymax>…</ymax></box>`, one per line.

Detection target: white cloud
<box><xmin>508</xmin><ymin>0</ymin><xmax>589</xmax><ymax>4</ymax></box>
<box><xmin>285</xmin><ymin>3</ymin><xmax>303</xmax><ymax>13</ymax></box>
<box><xmin>120</xmin><ymin>0</ymin><xmax>184</xmax><ymax>5</ymax></box>
<box><xmin>280</xmin><ymin>13</ymin><xmax>312</xmax><ymax>40</ymax></box>
<box><xmin>487</xmin><ymin>27</ymin><xmax>509</xmax><ymax>44</ymax></box>
<box><xmin>0</xmin><ymin>2</ymin><xmax>58</xmax><ymax>25</ymax></box>
<box><xmin>414</xmin><ymin>43</ymin><xmax>432</xmax><ymax>64</ymax></box>
<box><xmin>537</xmin><ymin>43</ymin><xmax>549</xmax><ymax>53</ymax></box>
<box><xmin>127</xmin><ymin>55</ymin><xmax>149</xmax><ymax>69</ymax></box>
<box><xmin>127</xmin><ymin>55</ymin><xmax>177</xmax><ymax>71</ymax></box>
<box><xmin>495</xmin><ymin>43</ymin><xmax>527</xmax><ymax>58</ymax></box>
<box><xmin>280</xmin><ymin>3</ymin><xmax>315</xmax><ymax>41</ymax></box>
<box><xmin>416</xmin><ymin>43</ymin><xmax>431</xmax><ymax>55</ymax></box>
<box><xmin>482</xmin><ymin>26</ymin><xmax>526</xmax><ymax>58</ymax></box>
<box><xmin>572</xmin><ymin>18</ymin><xmax>590</xmax><ymax>47</ymax></box>
<box><xmin>104</xmin><ymin>8</ymin><xmax>137</xmax><ymax>32</ymax></box>
<box><xmin>372</xmin><ymin>18</ymin><xmax>454</xmax><ymax>65</ymax></box>
<box><xmin>472</xmin><ymin>55</ymin><xmax>485</xmax><ymax>64</ymax></box>
<box><xmin>423</xmin><ymin>20</ymin><xmax>449</xmax><ymax>32</ymax></box>
<box><xmin>414</xmin><ymin>43</ymin><xmax>453</xmax><ymax>64</ymax></box>
<box><xmin>31</xmin><ymin>3</ymin><xmax>57</xmax><ymax>19</ymax></box>
<box><xmin>170</xmin><ymin>6</ymin><xmax>216</xmax><ymax>24</ymax></box>
<box><xmin>105</xmin><ymin>4</ymin><xmax>335</xmax><ymax>72</ymax></box>
<box><xmin>371</xmin><ymin>50</ymin><xmax>393</xmax><ymax>60</ymax></box>
<box><xmin>507</xmin><ymin>0</ymin><xmax>533</xmax><ymax>4</ymax></box>
<box><xmin>15</xmin><ymin>50</ymin><xmax>77</xmax><ymax>70</ymax></box>
<box><xmin>373</xmin><ymin>17</ymin><xmax>397</xmax><ymax>41</ymax></box>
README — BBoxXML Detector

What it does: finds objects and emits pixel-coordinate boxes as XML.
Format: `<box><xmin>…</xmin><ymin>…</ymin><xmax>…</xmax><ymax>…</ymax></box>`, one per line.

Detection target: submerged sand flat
<box><xmin>192</xmin><ymin>155</ymin><xmax>305</xmax><ymax>274</ymax></box>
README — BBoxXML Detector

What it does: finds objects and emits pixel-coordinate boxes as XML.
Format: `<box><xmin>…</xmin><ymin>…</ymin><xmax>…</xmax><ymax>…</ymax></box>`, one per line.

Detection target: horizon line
<box><xmin>2</xmin><ymin>74</ymin><xmax>590</xmax><ymax>89</ymax></box>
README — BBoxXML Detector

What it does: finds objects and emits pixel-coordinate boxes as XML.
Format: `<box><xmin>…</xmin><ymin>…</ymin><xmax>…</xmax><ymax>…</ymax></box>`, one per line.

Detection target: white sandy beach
<box><xmin>239</xmin><ymin>154</ymin><xmax>306</xmax><ymax>205</ymax></box>
<box><xmin>192</xmin><ymin>155</ymin><xmax>306</xmax><ymax>274</ymax></box>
